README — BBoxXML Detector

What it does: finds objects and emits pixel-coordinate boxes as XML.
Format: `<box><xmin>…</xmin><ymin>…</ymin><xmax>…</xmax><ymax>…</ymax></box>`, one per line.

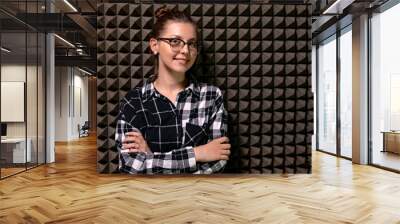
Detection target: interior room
<box><xmin>0</xmin><ymin>0</ymin><xmax>399</xmax><ymax>223</ymax></box>
<box><xmin>0</xmin><ymin>14</ymin><xmax>46</xmax><ymax>177</ymax></box>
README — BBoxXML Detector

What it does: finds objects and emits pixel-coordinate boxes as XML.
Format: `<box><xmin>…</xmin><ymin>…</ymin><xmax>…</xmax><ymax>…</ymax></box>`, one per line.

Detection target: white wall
<box><xmin>55</xmin><ymin>66</ymin><xmax>69</xmax><ymax>141</ymax></box>
<box><xmin>55</xmin><ymin>66</ymin><xmax>89</xmax><ymax>141</ymax></box>
<box><xmin>1</xmin><ymin>65</ymin><xmax>27</xmax><ymax>139</ymax></box>
<box><xmin>1</xmin><ymin>65</ymin><xmax>37</xmax><ymax>137</ymax></box>
<box><xmin>72</xmin><ymin>73</ymin><xmax>89</xmax><ymax>138</ymax></box>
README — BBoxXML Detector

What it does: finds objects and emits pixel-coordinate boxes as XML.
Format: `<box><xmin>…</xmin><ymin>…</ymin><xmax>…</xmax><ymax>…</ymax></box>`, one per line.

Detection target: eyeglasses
<box><xmin>157</xmin><ymin>37</ymin><xmax>199</xmax><ymax>54</ymax></box>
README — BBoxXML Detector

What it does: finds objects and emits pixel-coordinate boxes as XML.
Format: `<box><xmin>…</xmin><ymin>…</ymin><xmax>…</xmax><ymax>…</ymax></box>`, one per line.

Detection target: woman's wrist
<box><xmin>193</xmin><ymin>145</ymin><xmax>204</xmax><ymax>162</ymax></box>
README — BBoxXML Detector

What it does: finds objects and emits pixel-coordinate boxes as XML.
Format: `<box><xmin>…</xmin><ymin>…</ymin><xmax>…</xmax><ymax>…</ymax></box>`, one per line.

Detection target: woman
<box><xmin>115</xmin><ymin>6</ymin><xmax>230</xmax><ymax>174</ymax></box>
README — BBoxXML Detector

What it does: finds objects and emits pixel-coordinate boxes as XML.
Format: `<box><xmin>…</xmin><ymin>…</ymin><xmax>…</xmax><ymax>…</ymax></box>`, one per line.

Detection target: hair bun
<box><xmin>155</xmin><ymin>6</ymin><xmax>171</xmax><ymax>20</ymax></box>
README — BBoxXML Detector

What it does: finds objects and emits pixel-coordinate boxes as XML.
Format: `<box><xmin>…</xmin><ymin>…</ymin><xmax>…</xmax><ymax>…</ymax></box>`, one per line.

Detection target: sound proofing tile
<box><xmin>190</xmin><ymin>4</ymin><xmax>202</xmax><ymax>15</ymax></box>
<box><xmin>226</xmin><ymin>4</ymin><xmax>238</xmax><ymax>16</ymax></box>
<box><xmin>285</xmin><ymin>17</ymin><xmax>296</xmax><ymax>28</ymax></box>
<box><xmin>104</xmin><ymin>4</ymin><xmax>117</xmax><ymax>16</ymax></box>
<box><xmin>239</xmin><ymin>29</ymin><xmax>250</xmax><ymax>40</ymax></box>
<box><xmin>215</xmin><ymin>65</ymin><xmax>227</xmax><ymax>77</ymax></box>
<box><xmin>250</xmin><ymin>77</ymin><xmax>262</xmax><ymax>89</ymax></box>
<box><xmin>97</xmin><ymin>2</ymin><xmax>312</xmax><ymax>174</ymax></box>
<box><xmin>105</xmin><ymin>16</ymin><xmax>117</xmax><ymax>28</ymax></box>
<box><xmin>297</xmin><ymin>17</ymin><xmax>308</xmax><ymax>28</ymax></box>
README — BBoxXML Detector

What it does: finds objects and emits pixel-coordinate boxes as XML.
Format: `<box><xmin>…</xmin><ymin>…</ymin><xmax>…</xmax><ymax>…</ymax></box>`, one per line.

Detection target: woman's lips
<box><xmin>174</xmin><ymin>58</ymin><xmax>189</xmax><ymax>64</ymax></box>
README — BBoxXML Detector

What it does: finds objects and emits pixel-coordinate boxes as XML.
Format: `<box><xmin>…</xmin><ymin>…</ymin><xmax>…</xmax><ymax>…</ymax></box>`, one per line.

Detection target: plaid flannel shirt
<box><xmin>115</xmin><ymin>74</ymin><xmax>228</xmax><ymax>174</ymax></box>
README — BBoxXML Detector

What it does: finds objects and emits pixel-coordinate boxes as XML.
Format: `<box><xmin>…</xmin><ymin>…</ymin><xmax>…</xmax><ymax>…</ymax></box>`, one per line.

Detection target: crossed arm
<box><xmin>115</xmin><ymin>91</ymin><xmax>229</xmax><ymax>174</ymax></box>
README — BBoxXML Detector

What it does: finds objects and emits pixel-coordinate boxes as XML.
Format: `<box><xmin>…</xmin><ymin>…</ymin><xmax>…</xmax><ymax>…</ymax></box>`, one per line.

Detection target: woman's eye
<box><xmin>189</xmin><ymin>42</ymin><xmax>197</xmax><ymax>49</ymax></box>
<box><xmin>170</xmin><ymin>39</ymin><xmax>181</xmax><ymax>45</ymax></box>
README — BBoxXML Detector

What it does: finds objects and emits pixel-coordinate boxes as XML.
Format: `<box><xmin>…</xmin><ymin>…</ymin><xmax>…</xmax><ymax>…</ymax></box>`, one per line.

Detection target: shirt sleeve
<box><xmin>115</xmin><ymin>96</ymin><xmax>197</xmax><ymax>174</ymax></box>
<box><xmin>193</xmin><ymin>87</ymin><xmax>229</xmax><ymax>174</ymax></box>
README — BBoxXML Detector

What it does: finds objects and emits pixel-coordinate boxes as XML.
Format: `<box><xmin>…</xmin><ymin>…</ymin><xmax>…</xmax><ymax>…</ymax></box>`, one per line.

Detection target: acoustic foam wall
<box><xmin>97</xmin><ymin>2</ymin><xmax>313</xmax><ymax>174</ymax></box>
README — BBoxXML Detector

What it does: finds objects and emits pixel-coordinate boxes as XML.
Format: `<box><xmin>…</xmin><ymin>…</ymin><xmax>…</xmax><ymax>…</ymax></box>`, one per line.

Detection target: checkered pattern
<box><xmin>115</xmin><ymin>73</ymin><xmax>229</xmax><ymax>174</ymax></box>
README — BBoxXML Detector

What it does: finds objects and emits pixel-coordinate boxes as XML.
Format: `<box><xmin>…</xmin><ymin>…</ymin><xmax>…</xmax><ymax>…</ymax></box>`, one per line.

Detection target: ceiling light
<box><xmin>76</xmin><ymin>48</ymin><xmax>84</xmax><ymax>55</ymax></box>
<box><xmin>78</xmin><ymin>67</ymin><xmax>93</xmax><ymax>76</ymax></box>
<box><xmin>54</xmin><ymin>34</ymin><xmax>75</xmax><ymax>48</ymax></box>
<box><xmin>63</xmin><ymin>0</ymin><xmax>78</xmax><ymax>12</ymax></box>
<box><xmin>322</xmin><ymin>0</ymin><xmax>354</xmax><ymax>15</ymax></box>
<box><xmin>1</xmin><ymin>47</ymin><xmax>11</xmax><ymax>53</ymax></box>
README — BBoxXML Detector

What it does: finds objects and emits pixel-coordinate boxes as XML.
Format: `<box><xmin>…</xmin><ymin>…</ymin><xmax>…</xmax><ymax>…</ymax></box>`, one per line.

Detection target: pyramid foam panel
<box><xmin>97</xmin><ymin>2</ymin><xmax>313</xmax><ymax>174</ymax></box>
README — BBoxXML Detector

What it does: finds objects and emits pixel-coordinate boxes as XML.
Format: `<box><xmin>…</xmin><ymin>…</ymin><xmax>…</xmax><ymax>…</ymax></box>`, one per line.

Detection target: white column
<box><xmin>352</xmin><ymin>14</ymin><xmax>369</xmax><ymax>164</ymax></box>
<box><xmin>45</xmin><ymin>1</ymin><xmax>55</xmax><ymax>163</ymax></box>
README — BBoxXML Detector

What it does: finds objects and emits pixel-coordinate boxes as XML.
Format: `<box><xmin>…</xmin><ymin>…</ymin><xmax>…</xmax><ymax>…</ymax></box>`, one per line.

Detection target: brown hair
<box><xmin>149</xmin><ymin>6</ymin><xmax>198</xmax><ymax>82</ymax></box>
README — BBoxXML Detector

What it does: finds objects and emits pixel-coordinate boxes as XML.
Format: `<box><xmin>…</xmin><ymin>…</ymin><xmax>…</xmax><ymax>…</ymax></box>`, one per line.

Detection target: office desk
<box><xmin>382</xmin><ymin>131</ymin><xmax>400</xmax><ymax>154</ymax></box>
<box><xmin>1</xmin><ymin>138</ymin><xmax>32</xmax><ymax>163</ymax></box>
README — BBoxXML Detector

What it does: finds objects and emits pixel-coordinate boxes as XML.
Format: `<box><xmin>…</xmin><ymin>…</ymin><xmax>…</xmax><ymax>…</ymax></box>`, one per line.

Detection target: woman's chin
<box><xmin>170</xmin><ymin>65</ymin><xmax>190</xmax><ymax>74</ymax></box>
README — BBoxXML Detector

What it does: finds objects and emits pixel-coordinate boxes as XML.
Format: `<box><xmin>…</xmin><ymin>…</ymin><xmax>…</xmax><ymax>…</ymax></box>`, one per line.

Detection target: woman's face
<box><xmin>151</xmin><ymin>21</ymin><xmax>198</xmax><ymax>75</ymax></box>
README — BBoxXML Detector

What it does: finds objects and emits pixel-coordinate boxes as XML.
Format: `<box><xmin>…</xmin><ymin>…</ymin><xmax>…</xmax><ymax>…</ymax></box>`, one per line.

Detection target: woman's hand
<box><xmin>121</xmin><ymin>132</ymin><xmax>151</xmax><ymax>154</ymax></box>
<box><xmin>193</xmin><ymin>137</ymin><xmax>231</xmax><ymax>162</ymax></box>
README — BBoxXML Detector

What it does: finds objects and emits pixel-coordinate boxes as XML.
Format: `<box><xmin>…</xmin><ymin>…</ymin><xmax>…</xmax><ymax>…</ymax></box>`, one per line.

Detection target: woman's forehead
<box><xmin>161</xmin><ymin>21</ymin><xmax>197</xmax><ymax>39</ymax></box>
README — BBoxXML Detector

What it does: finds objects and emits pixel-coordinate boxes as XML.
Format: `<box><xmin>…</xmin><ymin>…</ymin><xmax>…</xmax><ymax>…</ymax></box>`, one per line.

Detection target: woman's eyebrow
<box><xmin>168</xmin><ymin>35</ymin><xmax>197</xmax><ymax>41</ymax></box>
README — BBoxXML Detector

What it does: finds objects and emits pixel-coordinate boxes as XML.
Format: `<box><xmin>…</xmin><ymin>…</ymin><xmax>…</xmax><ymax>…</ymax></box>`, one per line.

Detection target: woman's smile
<box><xmin>174</xmin><ymin>57</ymin><xmax>189</xmax><ymax>64</ymax></box>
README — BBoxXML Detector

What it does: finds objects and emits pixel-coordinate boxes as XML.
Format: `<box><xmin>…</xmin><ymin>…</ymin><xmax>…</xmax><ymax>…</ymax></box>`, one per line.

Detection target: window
<box><xmin>317</xmin><ymin>35</ymin><xmax>337</xmax><ymax>154</ymax></box>
<box><xmin>315</xmin><ymin>24</ymin><xmax>353</xmax><ymax>159</ymax></box>
<box><xmin>339</xmin><ymin>26</ymin><xmax>352</xmax><ymax>158</ymax></box>
<box><xmin>370</xmin><ymin>3</ymin><xmax>400</xmax><ymax>171</ymax></box>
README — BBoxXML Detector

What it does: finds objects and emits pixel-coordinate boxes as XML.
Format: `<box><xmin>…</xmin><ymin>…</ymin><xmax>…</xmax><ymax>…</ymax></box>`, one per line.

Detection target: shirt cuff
<box><xmin>186</xmin><ymin>146</ymin><xmax>197</xmax><ymax>170</ymax></box>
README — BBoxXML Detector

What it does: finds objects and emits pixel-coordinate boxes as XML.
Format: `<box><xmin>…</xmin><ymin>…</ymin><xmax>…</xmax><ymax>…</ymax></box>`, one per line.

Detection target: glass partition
<box><xmin>0</xmin><ymin>25</ymin><xmax>28</xmax><ymax>178</ymax></box>
<box><xmin>27</xmin><ymin>31</ymin><xmax>38</xmax><ymax>170</ymax></box>
<box><xmin>339</xmin><ymin>26</ymin><xmax>352</xmax><ymax>158</ymax></box>
<box><xmin>0</xmin><ymin>0</ymin><xmax>46</xmax><ymax>179</ymax></box>
<box><xmin>317</xmin><ymin>35</ymin><xmax>337</xmax><ymax>155</ymax></box>
<box><xmin>371</xmin><ymin>3</ymin><xmax>400</xmax><ymax>171</ymax></box>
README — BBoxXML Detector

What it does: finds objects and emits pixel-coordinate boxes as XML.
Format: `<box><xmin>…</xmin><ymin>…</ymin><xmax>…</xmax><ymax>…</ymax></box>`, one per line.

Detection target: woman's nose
<box><xmin>180</xmin><ymin>43</ymin><xmax>190</xmax><ymax>55</ymax></box>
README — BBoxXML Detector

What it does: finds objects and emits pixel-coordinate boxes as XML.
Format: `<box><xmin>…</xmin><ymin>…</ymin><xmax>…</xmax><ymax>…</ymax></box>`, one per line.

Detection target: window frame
<box><xmin>315</xmin><ymin>23</ymin><xmax>353</xmax><ymax>161</ymax></box>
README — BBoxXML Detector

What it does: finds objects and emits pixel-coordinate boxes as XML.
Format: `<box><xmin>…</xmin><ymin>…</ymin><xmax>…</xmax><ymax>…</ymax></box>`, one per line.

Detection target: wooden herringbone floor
<box><xmin>1</xmin><ymin>135</ymin><xmax>400</xmax><ymax>224</ymax></box>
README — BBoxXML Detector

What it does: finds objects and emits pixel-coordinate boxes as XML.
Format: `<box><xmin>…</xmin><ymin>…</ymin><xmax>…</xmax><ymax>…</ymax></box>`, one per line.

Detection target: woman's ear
<box><xmin>149</xmin><ymin>37</ymin><xmax>159</xmax><ymax>55</ymax></box>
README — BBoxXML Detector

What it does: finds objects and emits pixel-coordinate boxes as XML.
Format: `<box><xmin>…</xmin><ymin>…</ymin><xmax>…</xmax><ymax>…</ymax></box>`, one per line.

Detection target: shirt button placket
<box><xmin>176</xmin><ymin>92</ymin><xmax>186</xmax><ymax>146</ymax></box>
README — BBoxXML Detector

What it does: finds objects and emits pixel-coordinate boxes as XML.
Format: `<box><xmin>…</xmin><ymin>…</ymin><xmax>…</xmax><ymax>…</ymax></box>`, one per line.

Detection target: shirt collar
<box><xmin>142</xmin><ymin>73</ymin><xmax>200</xmax><ymax>102</ymax></box>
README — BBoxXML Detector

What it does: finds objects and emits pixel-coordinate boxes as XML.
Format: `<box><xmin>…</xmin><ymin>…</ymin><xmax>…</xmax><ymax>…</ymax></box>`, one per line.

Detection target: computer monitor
<box><xmin>1</xmin><ymin>123</ymin><xmax>7</xmax><ymax>137</ymax></box>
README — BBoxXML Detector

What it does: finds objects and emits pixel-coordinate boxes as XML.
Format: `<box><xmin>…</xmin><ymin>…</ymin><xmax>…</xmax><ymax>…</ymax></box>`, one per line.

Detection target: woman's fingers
<box><xmin>221</xmin><ymin>149</ymin><xmax>231</xmax><ymax>156</ymax></box>
<box><xmin>125</xmin><ymin>132</ymin><xmax>142</xmax><ymax>137</ymax></box>
<box><xmin>220</xmin><ymin>155</ymin><xmax>229</xmax><ymax>160</ymax></box>
<box><xmin>122</xmin><ymin>143</ymin><xmax>139</xmax><ymax>149</ymax></box>
<box><xmin>223</xmin><ymin>143</ymin><xmax>231</xmax><ymax>149</ymax></box>
<box><xmin>123</xmin><ymin>135</ymin><xmax>146</xmax><ymax>144</ymax></box>
<box><xmin>216</xmin><ymin>136</ymin><xmax>229</xmax><ymax>143</ymax></box>
<box><xmin>123</xmin><ymin>135</ymin><xmax>138</xmax><ymax>143</ymax></box>
<box><xmin>120</xmin><ymin>148</ymin><xmax>140</xmax><ymax>153</ymax></box>
<box><xmin>218</xmin><ymin>149</ymin><xmax>230</xmax><ymax>156</ymax></box>
<box><xmin>123</xmin><ymin>132</ymin><xmax>141</xmax><ymax>142</ymax></box>
<box><xmin>125</xmin><ymin>132</ymin><xmax>141</xmax><ymax>138</ymax></box>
